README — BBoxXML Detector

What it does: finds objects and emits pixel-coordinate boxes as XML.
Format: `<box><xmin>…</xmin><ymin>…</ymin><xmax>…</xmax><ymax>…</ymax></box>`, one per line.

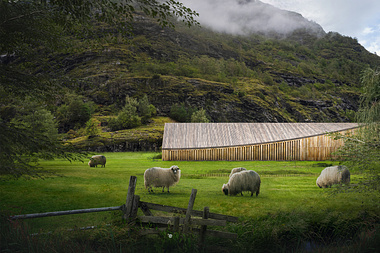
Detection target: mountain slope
<box><xmin>50</xmin><ymin>8</ymin><xmax>379</xmax><ymax>124</ymax></box>
<box><xmin>180</xmin><ymin>0</ymin><xmax>325</xmax><ymax>38</ymax></box>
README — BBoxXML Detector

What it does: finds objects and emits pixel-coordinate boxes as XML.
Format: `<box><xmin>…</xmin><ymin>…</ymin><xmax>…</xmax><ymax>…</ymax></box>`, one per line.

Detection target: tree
<box><xmin>333</xmin><ymin>67</ymin><xmax>380</xmax><ymax>191</ymax></box>
<box><xmin>191</xmin><ymin>108</ymin><xmax>210</xmax><ymax>123</ymax></box>
<box><xmin>56</xmin><ymin>93</ymin><xmax>94</xmax><ymax>133</ymax></box>
<box><xmin>0</xmin><ymin>0</ymin><xmax>198</xmax><ymax>179</ymax></box>
<box><xmin>0</xmin><ymin>99</ymin><xmax>78</xmax><ymax>179</ymax></box>
<box><xmin>138</xmin><ymin>94</ymin><xmax>152</xmax><ymax>124</ymax></box>
<box><xmin>85</xmin><ymin>118</ymin><xmax>101</xmax><ymax>137</ymax></box>
<box><xmin>109</xmin><ymin>96</ymin><xmax>141</xmax><ymax>131</ymax></box>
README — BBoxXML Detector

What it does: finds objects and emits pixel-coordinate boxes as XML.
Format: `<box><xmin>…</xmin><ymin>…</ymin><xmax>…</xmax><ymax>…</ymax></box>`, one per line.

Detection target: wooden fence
<box><xmin>11</xmin><ymin>176</ymin><xmax>238</xmax><ymax>245</ymax></box>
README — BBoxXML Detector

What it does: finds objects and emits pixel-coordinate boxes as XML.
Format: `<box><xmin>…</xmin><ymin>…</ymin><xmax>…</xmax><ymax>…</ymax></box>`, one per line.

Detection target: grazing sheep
<box><xmin>88</xmin><ymin>155</ymin><xmax>106</xmax><ymax>168</ymax></box>
<box><xmin>229</xmin><ymin>167</ymin><xmax>247</xmax><ymax>177</ymax></box>
<box><xmin>316</xmin><ymin>165</ymin><xmax>350</xmax><ymax>188</ymax></box>
<box><xmin>222</xmin><ymin>170</ymin><xmax>261</xmax><ymax>197</ymax></box>
<box><xmin>144</xmin><ymin>165</ymin><xmax>181</xmax><ymax>193</ymax></box>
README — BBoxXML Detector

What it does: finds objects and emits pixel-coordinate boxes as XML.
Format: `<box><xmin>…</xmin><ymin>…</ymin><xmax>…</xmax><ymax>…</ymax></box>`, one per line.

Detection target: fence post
<box><xmin>123</xmin><ymin>176</ymin><xmax>137</xmax><ymax>221</ymax></box>
<box><xmin>130</xmin><ymin>195</ymin><xmax>140</xmax><ymax>220</ymax></box>
<box><xmin>173</xmin><ymin>216</ymin><xmax>180</xmax><ymax>233</ymax></box>
<box><xmin>199</xmin><ymin>206</ymin><xmax>209</xmax><ymax>247</ymax></box>
<box><xmin>183</xmin><ymin>188</ymin><xmax>197</xmax><ymax>233</ymax></box>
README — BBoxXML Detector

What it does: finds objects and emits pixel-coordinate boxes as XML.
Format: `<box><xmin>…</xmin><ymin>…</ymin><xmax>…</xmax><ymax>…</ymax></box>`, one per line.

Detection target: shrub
<box><xmin>191</xmin><ymin>108</ymin><xmax>210</xmax><ymax>123</ymax></box>
<box><xmin>56</xmin><ymin>93</ymin><xmax>94</xmax><ymax>132</ymax></box>
<box><xmin>85</xmin><ymin>118</ymin><xmax>101</xmax><ymax>137</ymax></box>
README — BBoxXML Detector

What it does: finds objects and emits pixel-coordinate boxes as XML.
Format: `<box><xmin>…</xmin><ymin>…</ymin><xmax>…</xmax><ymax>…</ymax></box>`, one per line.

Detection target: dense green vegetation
<box><xmin>1</xmin><ymin>1</ymin><xmax>379</xmax><ymax>252</ymax></box>
<box><xmin>0</xmin><ymin>0</ymin><xmax>198</xmax><ymax>179</ymax></box>
<box><xmin>1</xmin><ymin>152</ymin><xmax>379</xmax><ymax>252</ymax></box>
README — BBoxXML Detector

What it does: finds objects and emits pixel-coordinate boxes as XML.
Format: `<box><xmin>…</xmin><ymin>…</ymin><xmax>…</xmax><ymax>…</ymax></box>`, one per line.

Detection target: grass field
<box><xmin>1</xmin><ymin>152</ymin><xmax>379</xmax><ymax>252</ymax></box>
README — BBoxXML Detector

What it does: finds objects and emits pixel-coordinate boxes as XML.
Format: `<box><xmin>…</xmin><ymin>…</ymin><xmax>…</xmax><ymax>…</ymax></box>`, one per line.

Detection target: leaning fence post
<box><xmin>130</xmin><ymin>195</ymin><xmax>140</xmax><ymax>220</ymax></box>
<box><xmin>199</xmin><ymin>206</ymin><xmax>209</xmax><ymax>247</ymax></box>
<box><xmin>183</xmin><ymin>188</ymin><xmax>197</xmax><ymax>233</ymax></box>
<box><xmin>123</xmin><ymin>176</ymin><xmax>137</xmax><ymax>221</ymax></box>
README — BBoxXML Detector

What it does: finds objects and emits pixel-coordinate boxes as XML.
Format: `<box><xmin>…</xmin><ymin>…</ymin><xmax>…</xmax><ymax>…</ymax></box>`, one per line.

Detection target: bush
<box><xmin>85</xmin><ymin>118</ymin><xmax>101</xmax><ymax>137</ymax></box>
<box><xmin>170</xmin><ymin>103</ymin><xmax>197</xmax><ymax>122</ymax></box>
<box><xmin>56</xmin><ymin>93</ymin><xmax>94</xmax><ymax>132</ymax></box>
<box><xmin>109</xmin><ymin>112</ymin><xmax>141</xmax><ymax>131</ymax></box>
<box><xmin>191</xmin><ymin>108</ymin><xmax>210</xmax><ymax>123</ymax></box>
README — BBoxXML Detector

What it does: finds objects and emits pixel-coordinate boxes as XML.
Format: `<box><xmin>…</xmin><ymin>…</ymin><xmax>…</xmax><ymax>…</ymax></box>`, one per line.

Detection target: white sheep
<box><xmin>144</xmin><ymin>165</ymin><xmax>181</xmax><ymax>193</ymax></box>
<box><xmin>222</xmin><ymin>170</ymin><xmax>261</xmax><ymax>197</ymax></box>
<box><xmin>88</xmin><ymin>155</ymin><xmax>106</xmax><ymax>167</ymax></box>
<box><xmin>229</xmin><ymin>167</ymin><xmax>247</xmax><ymax>177</ymax></box>
<box><xmin>316</xmin><ymin>165</ymin><xmax>350</xmax><ymax>188</ymax></box>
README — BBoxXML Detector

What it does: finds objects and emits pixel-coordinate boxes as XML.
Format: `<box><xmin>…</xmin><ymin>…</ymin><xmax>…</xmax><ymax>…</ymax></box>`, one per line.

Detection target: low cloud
<box><xmin>181</xmin><ymin>0</ymin><xmax>324</xmax><ymax>36</ymax></box>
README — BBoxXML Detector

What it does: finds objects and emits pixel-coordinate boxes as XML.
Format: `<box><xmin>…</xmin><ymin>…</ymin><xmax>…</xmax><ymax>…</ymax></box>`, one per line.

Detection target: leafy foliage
<box><xmin>0</xmin><ymin>0</ymin><xmax>198</xmax><ymax>179</ymax></box>
<box><xmin>56</xmin><ymin>93</ymin><xmax>94</xmax><ymax>133</ymax></box>
<box><xmin>170</xmin><ymin>103</ymin><xmax>197</xmax><ymax>122</ymax></box>
<box><xmin>334</xmin><ymin>67</ymin><xmax>380</xmax><ymax>191</ymax></box>
<box><xmin>109</xmin><ymin>96</ymin><xmax>141</xmax><ymax>131</ymax></box>
<box><xmin>191</xmin><ymin>108</ymin><xmax>210</xmax><ymax>123</ymax></box>
<box><xmin>85</xmin><ymin>118</ymin><xmax>102</xmax><ymax>137</ymax></box>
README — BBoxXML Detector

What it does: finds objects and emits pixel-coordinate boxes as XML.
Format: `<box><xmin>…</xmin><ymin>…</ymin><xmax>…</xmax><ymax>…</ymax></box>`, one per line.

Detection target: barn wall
<box><xmin>162</xmin><ymin>130</ymin><xmax>352</xmax><ymax>161</ymax></box>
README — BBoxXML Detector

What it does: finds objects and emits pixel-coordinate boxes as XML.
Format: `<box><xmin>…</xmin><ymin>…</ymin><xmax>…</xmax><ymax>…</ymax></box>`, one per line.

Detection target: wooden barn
<box><xmin>162</xmin><ymin>123</ymin><xmax>359</xmax><ymax>161</ymax></box>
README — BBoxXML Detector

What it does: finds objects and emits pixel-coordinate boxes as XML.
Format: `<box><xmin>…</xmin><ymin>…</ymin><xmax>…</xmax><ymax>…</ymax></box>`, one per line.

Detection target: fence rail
<box><xmin>9</xmin><ymin>176</ymin><xmax>239</xmax><ymax>247</ymax></box>
<box><xmin>10</xmin><ymin>206</ymin><xmax>123</xmax><ymax>220</ymax></box>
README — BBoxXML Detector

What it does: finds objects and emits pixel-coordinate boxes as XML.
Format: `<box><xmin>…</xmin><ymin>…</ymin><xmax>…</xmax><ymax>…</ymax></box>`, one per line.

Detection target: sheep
<box><xmin>222</xmin><ymin>170</ymin><xmax>261</xmax><ymax>197</ymax></box>
<box><xmin>316</xmin><ymin>165</ymin><xmax>350</xmax><ymax>188</ymax></box>
<box><xmin>144</xmin><ymin>165</ymin><xmax>181</xmax><ymax>193</ymax></box>
<box><xmin>88</xmin><ymin>155</ymin><xmax>106</xmax><ymax>168</ymax></box>
<box><xmin>229</xmin><ymin>167</ymin><xmax>247</xmax><ymax>177</ymax></box>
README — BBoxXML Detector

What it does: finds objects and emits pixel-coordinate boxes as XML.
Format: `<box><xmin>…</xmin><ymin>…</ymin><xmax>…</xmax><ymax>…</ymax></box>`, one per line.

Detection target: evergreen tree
<box><xmin>138</xmin><ymin>94</ymin><xmax>152</xmax><ymax>124</ymax></box>
<box><xmin>109</xmin><ymin>96</ymin><xmax>141</xmax><ymax>131</ymax></box>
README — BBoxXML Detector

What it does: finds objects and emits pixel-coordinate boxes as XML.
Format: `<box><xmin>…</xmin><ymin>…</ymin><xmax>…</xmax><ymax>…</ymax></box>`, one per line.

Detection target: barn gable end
<box><xmin>162</xmin><ymin>123</ymin><xmax>359</xmax><ymax>161</ymax></box>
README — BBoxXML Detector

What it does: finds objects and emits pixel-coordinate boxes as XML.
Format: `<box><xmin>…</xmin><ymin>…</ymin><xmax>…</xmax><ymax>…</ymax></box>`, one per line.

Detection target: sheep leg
<box><xmin>162</xmin><ymin>187</ymin><xmax>165</xmax><ymax>192</ymax></box>
<box><xmin>251</xmin><ymin>192</ymin><xmax>253</xmax><ymax>197</ymax></box>
<box><xmin>167</xmin><ymin>187</ymin><xmax>170</xmax><ymax>193</ymax></box>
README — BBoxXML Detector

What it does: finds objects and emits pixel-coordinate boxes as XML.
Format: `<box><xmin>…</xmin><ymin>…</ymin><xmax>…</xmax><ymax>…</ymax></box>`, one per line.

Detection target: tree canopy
<box><xmin>0</xmin><ymin>0</ymin><xmax>198</xmax><ymax>179</ymax></box>
<box><xmin>334</xmin><ymin>67</ymin><xmax>380</xmax><ymax>191</ymax></box>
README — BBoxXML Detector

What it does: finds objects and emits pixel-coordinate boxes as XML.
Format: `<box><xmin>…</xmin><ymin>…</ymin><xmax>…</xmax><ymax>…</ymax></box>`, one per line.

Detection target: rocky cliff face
<box><xmin>55</xmin><ymin>8</ymin><xmax>379</xmax><ymax>125</ymax></box>
<box><xmin>85</xmin><ymin>75</ymin><xmax>357</xmax><ymax>123</ymax></box>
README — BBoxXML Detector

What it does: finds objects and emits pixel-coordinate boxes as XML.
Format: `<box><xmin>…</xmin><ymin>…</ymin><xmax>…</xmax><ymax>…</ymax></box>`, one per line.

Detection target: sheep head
<box><xmin>170</xmin><ymin>165</ymin><xmax>180</xmax><ymax>174</ymax></box>
<box><xmin>222</xmin><ymin>184</ymin><xmax>229</xmax><ymax>195</ymax></box>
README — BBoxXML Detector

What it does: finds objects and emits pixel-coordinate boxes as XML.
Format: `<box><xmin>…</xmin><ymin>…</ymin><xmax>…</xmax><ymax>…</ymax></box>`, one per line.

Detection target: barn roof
<box><xmin>162</xmin><ymin>123</ymin><xmax>359</xmax><ymax>149</ymax></box>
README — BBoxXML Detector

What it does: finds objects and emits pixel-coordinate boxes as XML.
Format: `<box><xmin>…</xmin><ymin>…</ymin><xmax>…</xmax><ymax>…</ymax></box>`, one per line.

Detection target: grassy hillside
<box><xmin>49</xmin><ymin>13</ymin><xmax>380</xmax><ymax>125</ymax></box>
<box><xmin>5</xmin><ymin>12</ymin><xmax>380</xmax><ymax>150</ymax></box>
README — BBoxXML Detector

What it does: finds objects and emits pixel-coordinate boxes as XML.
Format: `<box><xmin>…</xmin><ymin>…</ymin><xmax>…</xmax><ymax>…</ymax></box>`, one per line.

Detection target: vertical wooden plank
<box><xmin>130</xmin><ymin>195</ymin><xmax>140</xmax><ymax>220</ymax></box>
<box><xmin>199</xmin><ymin>206</ymin><xmax>209</xmax><ymax>248</ymax></box>
<box><xmin>184</xmin><ymin>189</ymin><xmax>197</xmax><ymax>233</ymax></box>
<box><xmin>124</xmin><ymin>176</ymin><xmax>137</xmax><ymax>221</ymax></box>
<box><xmin>173</xmin><ymin>216</ymin><xmax>180</xmax><ymax>233</ymax></box>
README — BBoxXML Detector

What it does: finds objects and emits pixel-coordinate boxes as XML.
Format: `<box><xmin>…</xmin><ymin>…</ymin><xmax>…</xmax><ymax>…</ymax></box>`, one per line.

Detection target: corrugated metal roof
<box><xmin>162</xmin><ymin>123</ymin><xmax>359</xmax><ymax>149</ymax></box>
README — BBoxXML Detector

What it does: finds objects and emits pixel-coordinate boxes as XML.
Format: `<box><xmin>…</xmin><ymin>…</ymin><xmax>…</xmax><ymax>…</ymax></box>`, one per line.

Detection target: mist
<box><xmin>180</xmin><ymin>0</ymin><xmax>325</xmax><ymax>37</ymax></box>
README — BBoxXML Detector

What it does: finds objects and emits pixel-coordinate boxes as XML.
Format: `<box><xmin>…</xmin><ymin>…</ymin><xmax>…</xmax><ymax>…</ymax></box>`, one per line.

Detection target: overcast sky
<box><xmin>181</xmin><ymin>0</ymin><xmax>380</xmax><ymax>55</ymax></box>
<box><xmin>261</xmin><ymin>0</ymin><xmax>380</xmax><ymax>55</ymax></box>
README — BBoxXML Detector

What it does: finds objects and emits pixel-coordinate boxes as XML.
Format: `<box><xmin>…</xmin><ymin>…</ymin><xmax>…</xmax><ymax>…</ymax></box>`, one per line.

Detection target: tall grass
<box><xmin>1</xmin><ymin>152</ymin><xmax>379</xmax><ymax>252</ymax></box>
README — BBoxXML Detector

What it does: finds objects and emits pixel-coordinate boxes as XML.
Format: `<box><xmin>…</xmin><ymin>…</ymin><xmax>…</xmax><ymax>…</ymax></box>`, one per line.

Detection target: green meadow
<box><xmin>1</xmin><ymin>152</ymin><xmax>379</xmax><ymax>252</ymax></box>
